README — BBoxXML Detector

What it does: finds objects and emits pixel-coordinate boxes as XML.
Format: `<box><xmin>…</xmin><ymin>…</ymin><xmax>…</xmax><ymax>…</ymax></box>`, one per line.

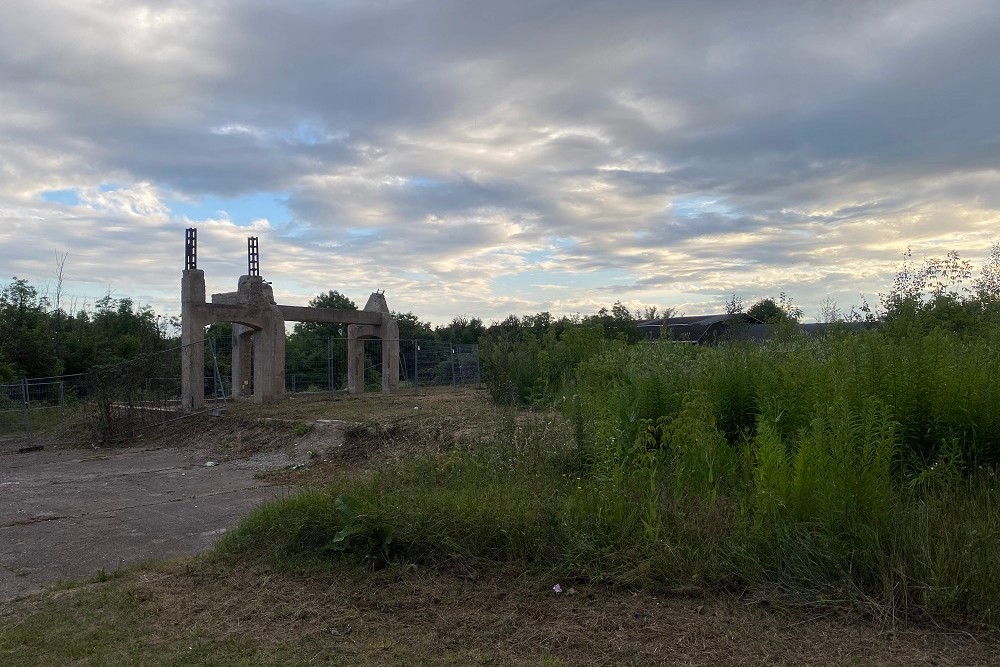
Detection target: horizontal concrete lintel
<box><xmin>277</xmin><ymin>305</ymin><xmax>382</xmax><ymax>326</ymax></box>
<box><xmin>188</xmin><ymin>303</ymin><xmax>274</xmax><ymax>329</ymax></box>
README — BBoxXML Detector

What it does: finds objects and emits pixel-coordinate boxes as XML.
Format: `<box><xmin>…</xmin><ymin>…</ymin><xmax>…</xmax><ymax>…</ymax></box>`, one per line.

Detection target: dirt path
<box><xmin>0</xmin><ymin>444</ymin><xmax>290</xmax><ymax>600</ymax></box>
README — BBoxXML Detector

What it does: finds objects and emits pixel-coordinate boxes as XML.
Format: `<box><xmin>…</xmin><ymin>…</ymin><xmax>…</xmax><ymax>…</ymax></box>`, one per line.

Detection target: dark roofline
<box><xmin>637</xmin><ymin>313</ymin><xmax>764</xmax><ymax>327</ymax></box>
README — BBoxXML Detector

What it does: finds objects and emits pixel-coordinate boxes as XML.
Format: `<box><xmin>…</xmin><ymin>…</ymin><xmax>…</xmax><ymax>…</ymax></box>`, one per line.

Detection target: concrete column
<box><xmin>381</xmin><ymin>316</ymin><xmax>400</xmax><ymax>395</ymax></box>
<box><xmin>252</xmin><ymin>325</ymin><xmax>275</xmax><ymax>403</ymax></box>
<box><xmin>347</xmin><ymin>324</ymin><xmax>366</xmax><ymax>395</ymax></box>
<box><xmin>272</xmin><ymin>308</ymin><xmax>286</xmax><ymax>400</ymax></box>
<box><xmin>247</xmin><ymin>307</ymin><xmax>286</xmax><ymax>403</ymax></box>
<box><xmin>232</xmin><ymin>325</ymin><xmax>253</xmax><ymax>398</ymax></box>
<box><xmin>181</xmin><ymin>270</ymin><xmax>206</xmax><ymax>410</ymax></box>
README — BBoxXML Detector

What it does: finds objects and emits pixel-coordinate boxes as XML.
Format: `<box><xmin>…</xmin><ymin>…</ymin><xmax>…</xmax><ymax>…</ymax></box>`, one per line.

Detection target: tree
<box><xmin>974</xmin><ymin>243</ymin><xmax>1000</xmax><ymax>302</ymax></box>
<box><xmin>747</xmin><ymin>298</ymin><xmax>784</xmax><ymax>324</ymax></box>
<box><xmin>816</xmin><ymin>296</ymin><xmax>842</xmax><ymax>323</ymax></box>
<box><xmin>881</xmin><ymin>248</ymin><xmax>986</xmax><ymax>334</ymax></box>
<box><xmin>724</xmin><ymin>293</ymin><xmax>744</xmax><ymax>315</ymax></box>
<box><xmin>435</xmin><ymin>316</ymin><xmax>486</xmax><ymax>344</ymax></box>
<box><xmin>0</xmin><ymin>278</ymin><xmax>62</xmax><ymax>377</ymax></box>
<box><xmin>747</xmin><ymin>292</ymin><xmax>802</xmax><ymax>324</ymax></box>
<box><xmin>286</xmin><ymin>291</ymin><xmax>359</xmax><ymax>382</ymax></box>
<box><xmin>392</xmin><ymin>311</ymin><xmax>436</xmax><ymax>340</ymax></box>
<box><xmin>583</xmin><ymin>301</ymin><xmax>642</xmax><ymax>342</ymax></box>
<box><xmin>308</xmin><ymin>290</ymin><xmax>357</xmax><ymax>311</ymax></box>
<box><xmin>291</xmin><ymin>291</ymin><xmax>357</xmax><ymax>338</ymax></box>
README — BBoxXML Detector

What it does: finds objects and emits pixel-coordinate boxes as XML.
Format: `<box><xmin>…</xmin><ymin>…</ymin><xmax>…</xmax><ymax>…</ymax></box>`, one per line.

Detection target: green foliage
<box><xmin>391</xmin><ymin>310</ymin><xmax>436</xmax><ymax>340</ymax></box>
<box><xmin>434</xmin><ymin>316</ymin><xmax>486</xmax><ymax>344</ymax></box>
<box><xmin>220</xmin><ymin>352</ymin><xmax>1000</xmax><ymax>625</ymax></box>
<box><xmin>747</xmin><ymin>292</ymin><xmax>803</xmax><ymax>324</ymax></box>
<box><xmin>284</xmin><ymin>291</ymin><xmax>358</xmax><ymax>386</ymax></box>
<box><xmin>0</xmin><ymin>278</ymin><xmax>172</xmax><ymax>378</ymax></box>
<box><xmin>218</xmin><ymin>245</ymin><xmax>1000</xmax><ymax>627</ymax></box>
<box><xmin>0</xmin><ymin>278</ymin><xmax>62</xmax><ymax>377</ymax></box>
<box><xmin>480</xmin><ymin>303</ymin><xmax>647</xmax><ymax>405</ymax></box>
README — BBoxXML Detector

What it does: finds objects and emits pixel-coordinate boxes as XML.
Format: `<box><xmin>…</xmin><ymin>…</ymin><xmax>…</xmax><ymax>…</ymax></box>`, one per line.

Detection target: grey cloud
<box><xmin>3</xmin><ymin>0</ymin><xmax>1000</xmax><ymax>323</ymax></box>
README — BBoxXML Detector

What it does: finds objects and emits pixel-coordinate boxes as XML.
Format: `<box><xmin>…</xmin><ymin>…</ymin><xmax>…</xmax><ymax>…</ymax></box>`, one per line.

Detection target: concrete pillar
<box><xmin>181</xmin><ymin>270</ymin><xmax>206</xmax><ymax>410</ymax></box>
<box><xmin>271</xmin><ymin>309</ymin><xmax>286</xmax><ymax>401</ymax></box>
<box><xmin>232</xmin><ymin>325</ymin><xmax>253</xmax><ymax>398</ymax></box>
<box><xmin>252</xmin><ymin>325</ymin><xmax>275</xmax><ymax>403</ymax></box>
<box><xmin>346</xmin><ymin>324</ymin><xmax>365</xmax><ymax>395</ymax></box>
<box><xmin>381</xmin><ymin>316</ymin><xmax>399</xmax><ymax>394</ymax></box>
<box><xmin>247</xmin><ymin>307</ymin><xmax>286</xmax><ymax>403</ymax></box>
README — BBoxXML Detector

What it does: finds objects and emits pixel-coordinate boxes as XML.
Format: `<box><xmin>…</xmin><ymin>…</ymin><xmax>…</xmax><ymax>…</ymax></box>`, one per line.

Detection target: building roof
<box><xmin>637</xmin><ymin>313</ymin><xmax>764</xmax><ymax>344</ymax></box>
<box><xmin>637</xmin><ymin>316</ymin><xmax>874</xmax><ymax>345</ymax></box>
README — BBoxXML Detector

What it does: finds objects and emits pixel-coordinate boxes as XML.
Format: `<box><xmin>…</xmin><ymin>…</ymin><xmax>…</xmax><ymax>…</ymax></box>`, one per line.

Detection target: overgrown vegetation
<box><xmin>0</xmin><ymin>278</ymin><xmax>172</xmax><ymax>380</ymax></box>
<box><xmin>0</xmin><ymin>278</ymin><xmax>487</xmax><ymax>386</ymax></box>
<box><xmin>218</xmin><ymin>247</ymin><xmax>1000</xmax><ymax>630</ymax></box>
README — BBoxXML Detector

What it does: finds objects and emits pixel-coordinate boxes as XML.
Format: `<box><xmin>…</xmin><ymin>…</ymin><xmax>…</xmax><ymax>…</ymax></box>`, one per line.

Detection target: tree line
<box><xmin>5</xmin><ymin>243</ymin><xmax>999</xmax><ymax>382</ymax></box>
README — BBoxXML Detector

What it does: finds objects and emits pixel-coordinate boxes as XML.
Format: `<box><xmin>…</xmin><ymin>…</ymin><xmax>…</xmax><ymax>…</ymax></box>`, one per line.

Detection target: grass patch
<box><xmin>4</xmin><ymin>559</ymin><xmax>995</xmax><ymax>666</ymax></box>
<box><xmin>217</xmin><ymin>329</ymin><xmax>1000</xmax><ymax>631</ymax></box>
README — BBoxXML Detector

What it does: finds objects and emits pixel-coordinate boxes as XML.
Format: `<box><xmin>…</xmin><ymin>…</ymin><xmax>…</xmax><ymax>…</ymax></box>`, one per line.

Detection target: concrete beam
<box><xmin>277</xmin><ymin>305</ymin><xmax>382</xmax><ymax>326</ymax></box>
<box><xmin>186</xmin><ymin>303</ymin><xmax>270</xmax><ymax>330</ymax></box>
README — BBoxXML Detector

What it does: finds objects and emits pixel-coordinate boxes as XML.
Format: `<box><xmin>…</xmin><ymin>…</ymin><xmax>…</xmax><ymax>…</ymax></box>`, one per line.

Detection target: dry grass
<box><xmin>5</xmin><ymin>387</ymin><xmax>999</xmax><ymax>664</ymax></box>
<box><xmin>2</xmin><ymin>558</ymin><xmax>997</xmax><ymax>666</ymax></box>
<box><xmin>230</xmin><ymin>386</ymin><xmax>496</xmax><ymax>425</ymax></box>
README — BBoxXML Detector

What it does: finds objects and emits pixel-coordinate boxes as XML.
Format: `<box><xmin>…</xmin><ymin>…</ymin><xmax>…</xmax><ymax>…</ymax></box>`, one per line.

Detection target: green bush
<box><xmin>219</xmin><ymin>322</ymin><xmax>1000</xmax><ymax>628</ymax></box>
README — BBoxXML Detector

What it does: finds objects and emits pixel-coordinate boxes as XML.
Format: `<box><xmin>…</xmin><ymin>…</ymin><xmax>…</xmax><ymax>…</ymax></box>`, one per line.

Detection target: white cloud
<box><xmin>3</xmin><ymin>0</ymin><xmax>1000</xmax><ymax>324</ymax></box>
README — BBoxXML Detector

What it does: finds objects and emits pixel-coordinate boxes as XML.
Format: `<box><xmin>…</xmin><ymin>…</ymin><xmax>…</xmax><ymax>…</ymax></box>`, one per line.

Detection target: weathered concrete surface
<box><xmin>0</xmin><ymin>446</ymin><xmax>286</xmax><ymax>600</ymax></box>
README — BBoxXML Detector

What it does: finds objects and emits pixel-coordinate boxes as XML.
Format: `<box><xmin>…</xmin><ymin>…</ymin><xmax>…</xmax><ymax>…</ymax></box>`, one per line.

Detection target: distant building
<box><xmin>636</xmin><ymin>314</ymin><xmax>763</xmax><ymax>344</ymax></box>
<box><xmin>637</xmin><ymin>315</ymin><xmax>873</xmax><ymax>345</ymax></box>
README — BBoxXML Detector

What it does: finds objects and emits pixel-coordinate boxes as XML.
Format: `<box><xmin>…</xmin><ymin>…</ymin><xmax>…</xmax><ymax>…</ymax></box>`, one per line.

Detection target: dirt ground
<box><xmin>0</xmin><ymin>435</ymin><xmax>284</xmax><ymax>600</ymax></box>
<box><xmin>2</xmin><ymin>388</ymin><xmax>998</xmax><ymax>665</ymax></box>
<box><xmin>141</xmin><ymin>562</ymin><xmax>998</xmax><ymax>666</ymax></box>
<box><xmin>0</xmin><ymin>389</ymin><xmax>496</xmax><ymax>600</ymax></box>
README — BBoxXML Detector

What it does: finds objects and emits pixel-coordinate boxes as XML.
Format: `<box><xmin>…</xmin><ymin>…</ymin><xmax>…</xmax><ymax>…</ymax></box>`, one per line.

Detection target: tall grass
<box><xmin>217</xmin><ymin>325</ymin><xmax>1000</xmax><ymax>628</ymax></box>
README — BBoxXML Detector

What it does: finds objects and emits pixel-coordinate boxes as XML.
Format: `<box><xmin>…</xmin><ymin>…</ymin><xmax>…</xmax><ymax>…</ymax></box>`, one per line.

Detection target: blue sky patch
<box><xmin>671</xmin><ymin>196</ymin><xmax>735</xmax><ymax>218</ymax></box>
<box><xmin>40</xmin><ymin>189</ymin><xmax>81</xmax><ymax>206</ymax></box>
<box><xmin>168</xmin><ymin>191</ymin><xmax>291</xmax><ymax>227</ymax></box>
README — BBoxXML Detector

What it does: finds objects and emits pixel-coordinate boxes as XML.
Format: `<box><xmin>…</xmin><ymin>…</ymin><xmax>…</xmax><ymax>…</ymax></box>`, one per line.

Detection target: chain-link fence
<box><xmin>0</xmin><ymin>341</ymin><xmax>226</xmax><ymax>453</ymax></box>
<box><xmin>1</xmin><ymin>375</ymin><xmax>86</xmax><ymax>452</ymax></box>
<box><xmin>1</xmin><ymin>337</ymin><xmax>479</xmax><ymax>452</ymax></box>
<box><xmin>285</xmin><ymin>338</ymin><xmax>481</xmax><ymax>394</ymax></box>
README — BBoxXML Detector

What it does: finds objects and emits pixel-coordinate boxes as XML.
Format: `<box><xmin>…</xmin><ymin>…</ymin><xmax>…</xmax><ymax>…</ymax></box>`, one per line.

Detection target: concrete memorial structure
<box><xmin>180</xmin><ymin>229</ymin><xmax>399</xmax><ymax>410</ymax></box>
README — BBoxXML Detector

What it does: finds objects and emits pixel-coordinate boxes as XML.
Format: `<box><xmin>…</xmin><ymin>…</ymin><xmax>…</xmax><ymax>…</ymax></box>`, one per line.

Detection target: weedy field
<box><xmin>2</xmin><ymin>347</ymin><xmax>999</xmax><ymax>666</ymax></box>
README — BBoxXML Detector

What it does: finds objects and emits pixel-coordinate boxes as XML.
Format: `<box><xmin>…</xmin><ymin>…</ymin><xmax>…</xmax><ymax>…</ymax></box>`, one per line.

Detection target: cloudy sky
<box><xmin>2</xmin><ymin>0</ymin><xmax>999</xmax><ymax>324</ymax></box>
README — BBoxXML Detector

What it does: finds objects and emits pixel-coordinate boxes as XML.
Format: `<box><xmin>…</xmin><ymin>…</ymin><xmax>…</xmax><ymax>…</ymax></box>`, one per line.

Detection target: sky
<box><xmin>2</xmin><ymin>0</ymin><xmax>1000</xmax><ymax>325</ymax></box>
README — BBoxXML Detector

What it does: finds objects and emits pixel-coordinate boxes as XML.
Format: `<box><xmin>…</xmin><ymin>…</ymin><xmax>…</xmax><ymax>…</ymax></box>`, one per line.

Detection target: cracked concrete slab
<box><xmin>0</xmin><ymin>445</ymin><xmax>288</xmax><ymax>600</ymax></box>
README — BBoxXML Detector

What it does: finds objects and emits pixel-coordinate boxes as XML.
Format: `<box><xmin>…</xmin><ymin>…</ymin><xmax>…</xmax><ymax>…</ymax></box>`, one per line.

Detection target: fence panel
<box><xmin>0</xmin><ymin>340</ymin><xmax>228</xmax><ymax>452</ymax></box>
<box><xmin>1</xmin><ymin>335</ymin><xmax>481</xmax><ymax>452</ymax></box>
<box><xmin>286</xmin><ymin>338</ymin><xmax>480</xmax><ymax>394</ymax></box>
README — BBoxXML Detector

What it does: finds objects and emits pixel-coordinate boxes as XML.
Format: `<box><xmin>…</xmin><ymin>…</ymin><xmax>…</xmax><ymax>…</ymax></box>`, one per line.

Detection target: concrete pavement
<box><xmin>0</xmin><ymin>445</ymin><xmax>287</xmax><ymax>600</ymax></box>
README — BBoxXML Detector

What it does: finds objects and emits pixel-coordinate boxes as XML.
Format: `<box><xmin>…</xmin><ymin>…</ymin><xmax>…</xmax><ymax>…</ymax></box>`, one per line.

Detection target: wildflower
<box><xmin>552</xmin><ymin>583</ymin><xmax>562</xmax><ymax>594</ymax></box>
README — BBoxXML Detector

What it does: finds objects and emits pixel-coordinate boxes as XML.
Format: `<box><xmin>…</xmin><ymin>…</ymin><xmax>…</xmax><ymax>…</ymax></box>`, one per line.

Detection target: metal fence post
<box><xmin>21</xmin><ymin>378</ymin><xmax>33</xmax><ymax>448</ymax></box>
<box><xmin>209</xmin><ymin>336</ymin><xmax>227</xmax><ymax>406</ymax></box>
<box><xmin>59</xmin><ymin>379</ymin><xmax>65</xmax><ymax>418</ymax></box>
<box><xmin>328</xmin><ymin>336</ymin><xmax>334</xmax><ymax>396</ymax></box>
<box><xmin>414</xmin><ymin>343</ymin><xmax>420</xmax><ymax>390</ymax></box>
<box><xmin>451</xmin><ymin>346</ymin><xmax>457</xmax><ymax>390</ymax></box>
